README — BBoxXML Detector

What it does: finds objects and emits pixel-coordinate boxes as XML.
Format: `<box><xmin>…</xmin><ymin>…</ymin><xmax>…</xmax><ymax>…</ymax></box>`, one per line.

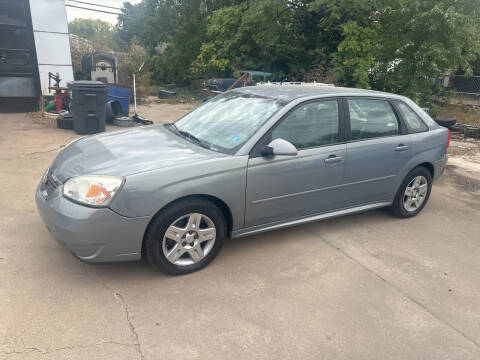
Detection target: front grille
<box><xmin>42</xmin><ymin>169</ymin><xmax>60</xmax><ymax>197</ymax></box>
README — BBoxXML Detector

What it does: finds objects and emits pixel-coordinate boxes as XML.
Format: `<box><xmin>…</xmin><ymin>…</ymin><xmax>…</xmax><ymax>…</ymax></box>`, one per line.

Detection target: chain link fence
<box><xmin>451</xmin><ymin>75</ymin><xmax>480</xmax><ymax>95</ymax></box>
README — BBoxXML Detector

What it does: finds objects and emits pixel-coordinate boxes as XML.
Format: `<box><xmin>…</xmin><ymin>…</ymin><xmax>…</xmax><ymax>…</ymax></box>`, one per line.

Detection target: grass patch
<box><xmin>431</xmin><ymin>103</ymin><xmax>480</xmax><ymax>127</ymax></box>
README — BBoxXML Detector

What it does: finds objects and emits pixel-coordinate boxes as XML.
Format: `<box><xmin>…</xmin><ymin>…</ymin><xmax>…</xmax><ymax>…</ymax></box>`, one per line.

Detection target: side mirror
<box><xmin>260</xmin><ymin>138</ymin><xmax>298</xmax><ymax>157</ymax></box>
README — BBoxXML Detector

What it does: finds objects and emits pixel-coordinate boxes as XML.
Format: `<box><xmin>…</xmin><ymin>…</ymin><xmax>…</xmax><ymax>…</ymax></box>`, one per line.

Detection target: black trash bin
<box><xmin>68</xmin><ymin>81</ymin><xmax>108</xmax><ymax>135</ymax></box>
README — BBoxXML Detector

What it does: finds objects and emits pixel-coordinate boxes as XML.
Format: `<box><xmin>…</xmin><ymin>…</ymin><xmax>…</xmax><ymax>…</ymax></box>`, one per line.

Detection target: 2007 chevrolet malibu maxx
<box><xmin>36</xmin><ymin>86</ymin><xmax>449</xmax><ymax>275</ymax></box>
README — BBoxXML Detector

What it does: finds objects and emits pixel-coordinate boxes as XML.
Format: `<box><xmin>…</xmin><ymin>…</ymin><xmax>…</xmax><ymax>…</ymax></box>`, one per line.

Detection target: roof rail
<box><xmin>258</xmin><ymin>81</ymin><xmax>335</xmax><ymax>87</ymax></box>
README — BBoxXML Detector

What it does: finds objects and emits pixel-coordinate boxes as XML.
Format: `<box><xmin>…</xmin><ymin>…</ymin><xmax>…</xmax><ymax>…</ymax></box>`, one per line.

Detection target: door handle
<box><xmin>395</xmin><ymin>144</ymin><xmax>409</xmax><ymax>152</ymax></box>
<box><xmin>324</xmin><ymin>155</ymin><xmax>342</xmax><ymax>164</ymax></box>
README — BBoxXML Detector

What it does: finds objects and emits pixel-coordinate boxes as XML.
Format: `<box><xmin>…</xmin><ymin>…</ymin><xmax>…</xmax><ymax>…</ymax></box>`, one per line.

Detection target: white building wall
<box><xmin>29</xmin><ymin>0</ymin><xmax>74</xmax><ymax>95</ymax></box>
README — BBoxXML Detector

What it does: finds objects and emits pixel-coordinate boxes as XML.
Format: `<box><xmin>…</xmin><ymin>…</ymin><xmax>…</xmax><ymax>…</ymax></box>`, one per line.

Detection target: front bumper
<box><xmin>36</xmin><ymin>185</ymin><xmax>151</xmax><ymax>263</ymax></box>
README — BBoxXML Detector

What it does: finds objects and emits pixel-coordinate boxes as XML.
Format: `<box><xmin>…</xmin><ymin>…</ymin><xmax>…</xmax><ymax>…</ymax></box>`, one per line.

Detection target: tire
<box><xmin>144</xmin><ymin>198</ymin><xmax>226</xmax><ymax>275</ymax></box>
<box><xmin>105</xmin><ymin>100</ymin><xmax>123</xmax><ymax>123</ymax></box>
<box><xmin>434</xmin><ymin>115</ymin><xmax>456</xmax><ymax>129</ymax></box>
<box><xmin>390</xmin><ymin>166</ymin><xmax>433</xmax><ymax>218</ymax></box>
<box><xmin>57</xmin><ymin>116</ymin><xmax>73</xmax><ymax>130</ymax></box>
<box><xmin>158</xmin><ymin>89</ymin><xmax>176</xmax><ymax>99</ymax></box>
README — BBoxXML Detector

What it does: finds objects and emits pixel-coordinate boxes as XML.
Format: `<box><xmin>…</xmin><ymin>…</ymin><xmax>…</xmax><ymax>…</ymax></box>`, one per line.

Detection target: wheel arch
<box><xmin>141</xmin><ymin>194</ymin><xmax>234</xmax><ymax>258</ymax></box>
<box><xmin>416</xmin><ymin>162</ymin><xmax>435</xmax><ymax>179</ymax></box>
<box><xmin>394</xmin><ymin>161</ymin><xmax>435</xmax><ymax>201</ymax></box>
<box><xmin>390</xmin><ymin>162</ymin><xmax>434</xmax><ymax>218</ymax></box>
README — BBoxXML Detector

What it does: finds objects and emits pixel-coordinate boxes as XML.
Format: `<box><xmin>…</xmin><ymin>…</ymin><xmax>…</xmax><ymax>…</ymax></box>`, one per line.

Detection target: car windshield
<box><xmin>172</xmin><ymin>92</ymin><xmax>285</xmax><ymax>153</ymax></box>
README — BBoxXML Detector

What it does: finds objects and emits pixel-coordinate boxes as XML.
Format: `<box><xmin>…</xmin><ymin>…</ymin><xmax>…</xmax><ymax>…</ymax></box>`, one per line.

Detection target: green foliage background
<box><xmin>73</xmin><ymin>0</ymin><xmax>480</xmax><ymax>103</ymax></box>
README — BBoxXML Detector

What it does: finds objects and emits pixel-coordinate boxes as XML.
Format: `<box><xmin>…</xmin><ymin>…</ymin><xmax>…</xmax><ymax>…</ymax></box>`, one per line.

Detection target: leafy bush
<box><xmin>114</xmin><ymin>0</ymin><xmax>480</xmax><ymax>102</ymax></box>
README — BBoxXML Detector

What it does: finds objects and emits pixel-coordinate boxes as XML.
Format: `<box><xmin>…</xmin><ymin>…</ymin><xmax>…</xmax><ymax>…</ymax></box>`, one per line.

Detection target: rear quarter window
<box><xmin>395</xmin><ymin>102</ymin><xmax>428</xmax><ymax>133</ymax></box>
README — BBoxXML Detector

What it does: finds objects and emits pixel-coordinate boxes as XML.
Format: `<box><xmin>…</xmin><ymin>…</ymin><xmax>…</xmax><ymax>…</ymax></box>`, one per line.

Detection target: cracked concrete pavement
<box><xmin>1</xmin><ymin>108</ymin><xmax>480</xmax><ymax>359</ymax></box>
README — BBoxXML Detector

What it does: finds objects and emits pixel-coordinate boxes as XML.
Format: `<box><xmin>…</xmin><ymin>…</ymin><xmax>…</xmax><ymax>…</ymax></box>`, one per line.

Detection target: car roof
<box><xmin>232</xmin><ymin>85</ymin><xmax>404</xmax><ymax>102</ymax></box>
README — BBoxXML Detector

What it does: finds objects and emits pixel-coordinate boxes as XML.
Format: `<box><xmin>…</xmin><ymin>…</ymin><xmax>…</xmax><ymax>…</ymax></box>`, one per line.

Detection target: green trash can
<box><xmin>67</xmin><ymin>81</ymin><xmax>108</xmax><ymax>135</ymax></box>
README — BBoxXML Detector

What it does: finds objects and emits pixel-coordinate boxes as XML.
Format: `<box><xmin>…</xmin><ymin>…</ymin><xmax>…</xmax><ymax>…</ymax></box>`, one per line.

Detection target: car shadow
<box><xmin>223</xmin><ymin>209</ymin><xmax>391</xmax><ymax>251</ymax></box>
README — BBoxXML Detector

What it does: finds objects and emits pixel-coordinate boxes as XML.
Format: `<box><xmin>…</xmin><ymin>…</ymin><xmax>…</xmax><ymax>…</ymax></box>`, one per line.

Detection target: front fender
<box><xmin>109</xmin><ymin>156</ymin><xmax>249</xmax><ymax>231</ymax></box>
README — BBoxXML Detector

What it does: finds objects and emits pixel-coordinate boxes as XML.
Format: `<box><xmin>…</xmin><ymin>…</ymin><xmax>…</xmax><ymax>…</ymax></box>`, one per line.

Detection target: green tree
<box><xmin>116</xmin><ymin>0</ymin><xmax>480</xmax><ymax>101</ymax></box>
<box><xmin>68</xmin><ymin>18</ymin><xmax>117</xmax><ymax>51</ymax></box>
<box><xmin>195</xmin><ymin>0</ymin><xmax>318</xmax><ymax>79</ymax></box>
<box><xmin>118</xmin><ymin>0</ymin><xmax>217</xmax><ymax>83</ymax></box>
<box><xmin>332</xmin><ymin>21</ymin><xmax>378</xmax><ymax>88</ymax></box>
<box><xmin>373</xmin><ymin>0</ymin><xmax>480</xmax><ymax>102</ymax></box>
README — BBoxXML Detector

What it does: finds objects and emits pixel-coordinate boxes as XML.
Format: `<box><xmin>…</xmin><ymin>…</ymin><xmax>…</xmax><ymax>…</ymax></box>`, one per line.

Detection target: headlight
<box><xmin>63</xmin><ymin>175</ymin><xmax>124</xmax><ymax>207</ymax></box>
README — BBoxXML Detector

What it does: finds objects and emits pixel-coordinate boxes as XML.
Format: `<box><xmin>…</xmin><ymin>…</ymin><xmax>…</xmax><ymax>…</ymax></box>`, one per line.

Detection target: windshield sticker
<box><xmin>232</xmin><ymin>135</ymin><xmax>241</xmax><ymax>142</ymax></box>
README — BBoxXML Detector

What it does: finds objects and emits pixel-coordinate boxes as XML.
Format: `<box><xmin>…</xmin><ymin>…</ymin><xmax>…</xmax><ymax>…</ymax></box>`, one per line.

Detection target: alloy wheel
<box><xmin>162</xmin><ymin>213</ymin><xmax>216</xmax><ymax>266</ymax></box>
<box><xmin>403</xmin><ymin>175</ymin><xmax>428</xmax><ymax>212</ymax></box>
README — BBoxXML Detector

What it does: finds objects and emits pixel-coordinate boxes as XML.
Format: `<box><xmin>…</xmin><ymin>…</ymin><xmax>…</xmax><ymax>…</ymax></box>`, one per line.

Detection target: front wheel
<box><xmin>145</xmin><ymin>199</ymin><xmax>226</xmax><ymax>275</ymax></box>
<box><xmin>390</xmin><ymin>166</ymin><xmax>433</xmax><ymax>218</ymax></box>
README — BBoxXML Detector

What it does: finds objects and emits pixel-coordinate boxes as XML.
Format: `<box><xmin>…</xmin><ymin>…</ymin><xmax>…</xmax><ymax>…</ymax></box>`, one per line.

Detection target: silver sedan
<box><xmin>36</xmin><ymin>86</ymin><xmax>449</xmax><ymax>274</ymax></box>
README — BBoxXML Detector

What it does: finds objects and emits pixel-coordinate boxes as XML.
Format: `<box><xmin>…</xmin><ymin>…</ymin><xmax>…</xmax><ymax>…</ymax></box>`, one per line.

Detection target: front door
<box><xmin>245</xmin><ymin>99</ymin><xmax>346</xmax><ymax>228</ymax></box>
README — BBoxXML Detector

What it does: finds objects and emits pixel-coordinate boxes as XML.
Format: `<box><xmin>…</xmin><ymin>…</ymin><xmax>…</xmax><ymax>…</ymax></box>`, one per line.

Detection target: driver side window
<box><xmin>271</xmin><ymin>100</ymin><xmax>340</xmax><ymax>150</ymax></box>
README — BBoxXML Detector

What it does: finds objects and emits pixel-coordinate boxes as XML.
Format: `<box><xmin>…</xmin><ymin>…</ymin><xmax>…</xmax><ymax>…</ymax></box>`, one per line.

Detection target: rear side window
<box><xmin>348</xmin><ymin>99</ymin><xmax>399</xmax><ymax>141</ymax></box>
<box><xmin>272</xmin><ymin>100</ymin><xmax>339</xmax><ymax>150</ymax></box>
<box><xmin>396</xmin><ymin>102</ymin><xmax>428</xmax><ymax>133</ymax></box>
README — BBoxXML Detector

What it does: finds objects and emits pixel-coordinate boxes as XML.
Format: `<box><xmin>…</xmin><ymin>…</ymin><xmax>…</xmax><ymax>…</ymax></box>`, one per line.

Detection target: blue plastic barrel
<box><xmin>107</xmin><ymin>85</ymin><xmax>131</xmax><ymax>116</ymax></box>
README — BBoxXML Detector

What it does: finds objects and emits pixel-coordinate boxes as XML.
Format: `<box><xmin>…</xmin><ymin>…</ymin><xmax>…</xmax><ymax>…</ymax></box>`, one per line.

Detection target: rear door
<box><xmin>245</xmin><ymin>99</ymin><xmax>346</xmax><ymax>228</ymax></box>
<box><xmin>340</xmin><ymin>97</ymin><xmax>412</xmax><ymax>208</ymax></box>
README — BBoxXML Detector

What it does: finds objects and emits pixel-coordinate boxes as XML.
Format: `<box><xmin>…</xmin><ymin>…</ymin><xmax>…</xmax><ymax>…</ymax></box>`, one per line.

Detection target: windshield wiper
<box><xmin>178</xmin><ymin>130</ymin><xmax>213</xmax><ymax>150</ymax></box>
<box><xmin>165</xmin><ymin>123</ymin><xmax>212</xmax><ymax>150</ymax></box>
<box><xmin>165</xmin><ymin>122</ymin><xmax>179</xmax><ymax>134</ymax></box>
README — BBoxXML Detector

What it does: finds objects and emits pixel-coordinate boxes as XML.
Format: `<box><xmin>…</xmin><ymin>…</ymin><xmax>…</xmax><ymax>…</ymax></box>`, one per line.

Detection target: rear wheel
<box><xmin>390</xmin><ymin>167</ymin><xmax>432</xmax><ymax>218</ymax></box>
<box><xmin>145</xmin><ymin>198</ymin><xmax>226</xmax><ymax>275</ymax></box>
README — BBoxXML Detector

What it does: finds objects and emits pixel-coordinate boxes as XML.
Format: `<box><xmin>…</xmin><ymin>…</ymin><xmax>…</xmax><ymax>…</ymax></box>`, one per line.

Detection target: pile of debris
<box><xmin>46</xmin><ymin>74</ymin><xmax>152</xmax><ymax>135</ymax></box>
<box><xmin>435</xmin><ymin>107</ymin><xmax>480</xmax><ymax>139</ymax></box>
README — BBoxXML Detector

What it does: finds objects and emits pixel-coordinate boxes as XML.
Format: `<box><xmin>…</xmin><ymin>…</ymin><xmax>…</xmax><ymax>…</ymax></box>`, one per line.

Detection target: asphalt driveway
<box><xmin>1</xmin><ymin>111</ymin><xmax>480</xmax><ymax>359</ymax></box>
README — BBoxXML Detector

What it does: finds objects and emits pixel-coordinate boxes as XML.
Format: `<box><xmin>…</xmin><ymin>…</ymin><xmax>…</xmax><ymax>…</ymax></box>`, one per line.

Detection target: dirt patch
<box><xmin>448</xmin><ymin>134</ymin><xmax>480</xmax><ymax>169</ymax></box>
<box><xmin>436</xmin><ymin>161</ymin><xmax>480</xmax><ymax>210</ymax></box>
<box><xmin>444</xmin><ymin>164</ymin><xmax>480</xmax><ymax>193</ymax></box>
<box><xmin>0</xmin><ymin>103</ymin><xmax>196</xmax><ymax>163</ymax></box>
<box><xmin>133</xmin><ymin>98</ymin><xmax>197</xmax><ymax>124</ymax></box>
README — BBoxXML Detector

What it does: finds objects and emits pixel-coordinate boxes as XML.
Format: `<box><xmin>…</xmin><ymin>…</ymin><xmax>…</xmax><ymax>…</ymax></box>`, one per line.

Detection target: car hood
<box><xmin>51</xmin><ymin>125</ymin><xmax>225</xmax><ymax>183</ymax></box>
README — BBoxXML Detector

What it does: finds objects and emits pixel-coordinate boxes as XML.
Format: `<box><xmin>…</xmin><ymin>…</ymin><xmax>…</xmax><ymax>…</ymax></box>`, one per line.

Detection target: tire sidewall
<box><xmin>145</xmin><ymin>199</ymin><xmax>226</xmax><ymax>275</ymax></box>
<box><xmin>395</xmin><ymin>167</ymin><xmax>433</xmax><ymax>218</ymax></box>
